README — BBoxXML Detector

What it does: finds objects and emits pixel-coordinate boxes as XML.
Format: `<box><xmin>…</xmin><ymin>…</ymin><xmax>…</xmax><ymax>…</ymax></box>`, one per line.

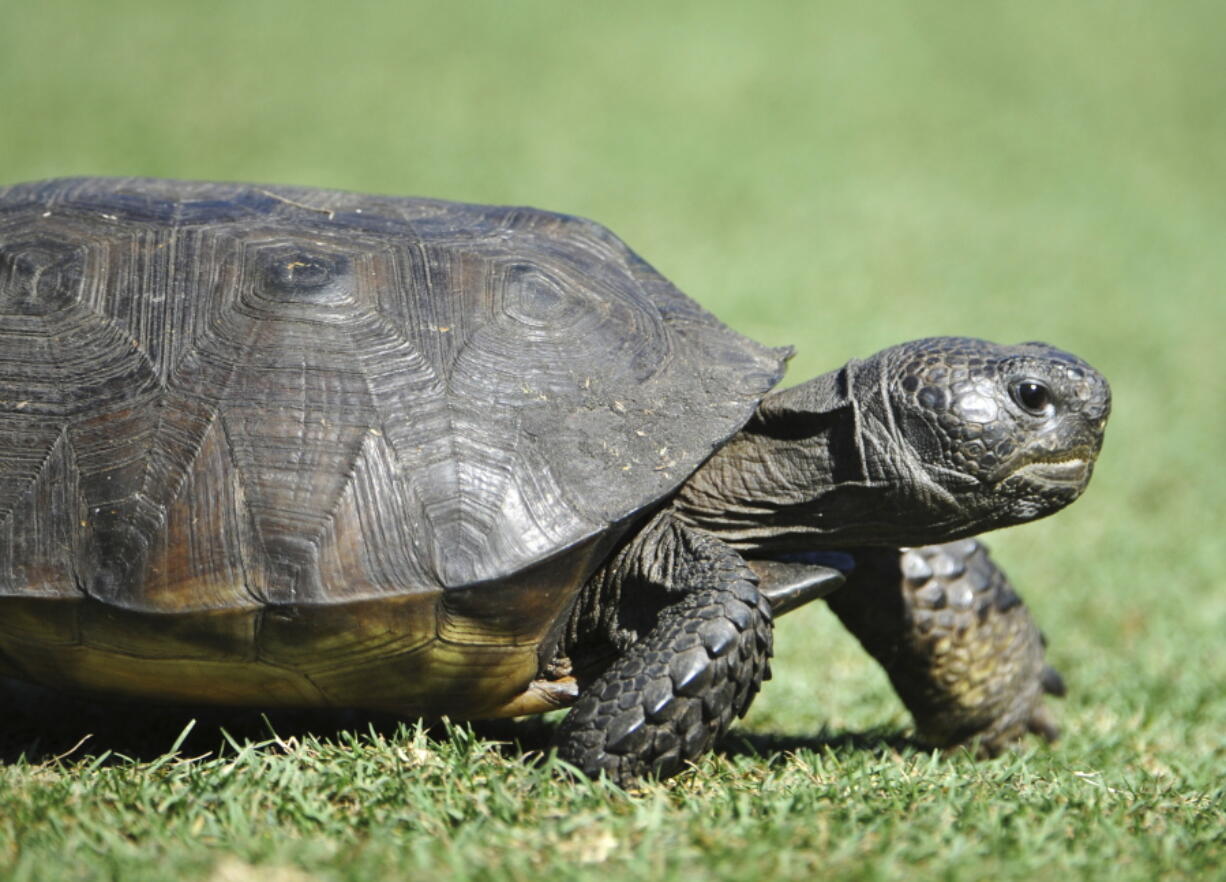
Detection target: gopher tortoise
<box><xmin>0</xmin><ymin>178</ymin><xmax>1110</xmax><ymax>784</ymax></box>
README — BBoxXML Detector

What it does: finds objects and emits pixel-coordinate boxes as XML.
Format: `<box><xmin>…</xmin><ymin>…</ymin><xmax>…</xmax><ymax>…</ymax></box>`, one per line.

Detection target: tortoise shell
<box><xmin>0</xmin><ymin>178</ymin><xmax>786</xmax><ymax>716</ymax></box>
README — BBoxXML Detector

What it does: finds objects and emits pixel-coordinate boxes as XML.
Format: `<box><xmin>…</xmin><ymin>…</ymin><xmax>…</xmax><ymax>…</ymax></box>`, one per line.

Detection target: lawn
<box><xmin>1</xmin><ymin>1</ymin><xmax>1223</xmax><ymax>880</ymax></box>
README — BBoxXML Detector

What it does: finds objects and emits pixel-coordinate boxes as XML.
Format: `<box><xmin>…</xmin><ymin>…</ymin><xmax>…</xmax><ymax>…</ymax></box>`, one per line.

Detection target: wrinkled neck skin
<box><xmin>672</xmin><ymin>357</ymin><xmax>983</xmax><ymax>554</ymax></box>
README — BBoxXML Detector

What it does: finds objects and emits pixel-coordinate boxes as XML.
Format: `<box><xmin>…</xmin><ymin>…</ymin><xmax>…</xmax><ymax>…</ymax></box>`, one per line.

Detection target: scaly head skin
<box><xmin>874</xmin><ymin>337</ymin><xmax>1111</xmax><ymax>529</ymax></box>
<box><xmin>673</xmin><ymin>337</ymin><xmax>1111</xmax><ymax>551</ymax></box>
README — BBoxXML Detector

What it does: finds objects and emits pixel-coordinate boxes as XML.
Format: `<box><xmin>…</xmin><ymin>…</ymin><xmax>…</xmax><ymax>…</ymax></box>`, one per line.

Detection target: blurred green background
<box><xmin>2</xmin><ymin>0</ymin><xmax>1223</xmax><ymax>877</ymax></box>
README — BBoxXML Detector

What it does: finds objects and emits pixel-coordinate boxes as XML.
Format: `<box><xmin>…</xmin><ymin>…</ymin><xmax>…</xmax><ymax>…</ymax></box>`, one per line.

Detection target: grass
<box><xmin>0</xmin><ymin>708</ymin><xmax>1221</xmax><ymax>881</ymax></box>
<box><xmin>1</xmin><ymin>0</ymin><xmax>1224</xmax><ymax>879</ymax></box>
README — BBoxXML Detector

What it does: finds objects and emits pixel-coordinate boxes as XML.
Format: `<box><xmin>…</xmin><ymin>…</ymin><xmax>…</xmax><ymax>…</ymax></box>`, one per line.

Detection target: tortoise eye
<box><xmin>1013</xmin><ymin>380</ymin><xmax>1053</xmax><ymax>415</ymax></box>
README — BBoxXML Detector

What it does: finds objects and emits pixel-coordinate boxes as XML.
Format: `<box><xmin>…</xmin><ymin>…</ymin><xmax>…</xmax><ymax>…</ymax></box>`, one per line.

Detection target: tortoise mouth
<box><xmin>1009</xmin><ymin>455</ymin><xmax>1091</xmax><ymax>487</ymax></box>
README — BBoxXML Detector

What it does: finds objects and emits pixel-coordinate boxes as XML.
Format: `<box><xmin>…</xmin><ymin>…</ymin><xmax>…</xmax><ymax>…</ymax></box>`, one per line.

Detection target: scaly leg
<box><xmin>827</xmin><ymin>539</ymin><xmax>1064</xmax><ymax>753</ymax></box>
<box><xmin>554</xmin><ymin>519</ymin><xmax>773</xmax><ymax>785</ymax></box>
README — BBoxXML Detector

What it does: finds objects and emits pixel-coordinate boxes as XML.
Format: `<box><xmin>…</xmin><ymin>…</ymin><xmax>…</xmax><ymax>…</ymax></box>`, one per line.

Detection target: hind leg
<box><xmin>827</xmin><ymin>539</ymin><xmax>1064</xmax><ymax>753</ymax></box>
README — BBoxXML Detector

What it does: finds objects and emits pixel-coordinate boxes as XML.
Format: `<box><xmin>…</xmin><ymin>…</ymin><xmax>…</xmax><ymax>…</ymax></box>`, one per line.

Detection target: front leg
<box><xmin>827</xmin><ymin>539</ymin><xmax>1064</xmax><ymax>754</ymax></box>
<box><xmin>554</xmin><ymin>514</ymin><xmax>773</xmax><ymax>785</ymax></box>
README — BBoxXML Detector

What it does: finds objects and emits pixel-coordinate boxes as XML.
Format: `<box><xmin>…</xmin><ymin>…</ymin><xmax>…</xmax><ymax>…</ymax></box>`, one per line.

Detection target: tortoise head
<box><xmin>856</xmin><ymin>336</ymin><xmax>1112</xmax><ymax>536</ymax></box>
<box><xmin>675</xmin><ymin>336</ymin><xmax>1110</xmax><ymax>552</ymax></box>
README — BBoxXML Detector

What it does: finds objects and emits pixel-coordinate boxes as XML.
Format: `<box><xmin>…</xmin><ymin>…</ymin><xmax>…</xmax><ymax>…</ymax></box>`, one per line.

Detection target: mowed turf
<box><xmin>1</xmin><ymin>1</ymin><xmax>1223</xmax><ymax>880</ymax></box>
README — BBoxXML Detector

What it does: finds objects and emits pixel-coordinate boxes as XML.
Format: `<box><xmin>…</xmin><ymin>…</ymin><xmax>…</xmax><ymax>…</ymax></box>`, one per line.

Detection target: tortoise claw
<box><xmin>1040</xmin><ymin>664</ymin><xmax>1067</xmax><ymax>698</ymax></box>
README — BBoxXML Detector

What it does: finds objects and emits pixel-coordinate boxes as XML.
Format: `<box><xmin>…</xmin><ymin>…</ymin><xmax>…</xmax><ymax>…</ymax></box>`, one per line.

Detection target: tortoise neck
<box><xmin>672</xmin><ymin>365</ymin><xmax>859</xmax><ymax>552</ymax></box>
<box><xmin>671</xmin><ymin>358</ymin><xmax>960</xmax><ymax>554</ymax></box>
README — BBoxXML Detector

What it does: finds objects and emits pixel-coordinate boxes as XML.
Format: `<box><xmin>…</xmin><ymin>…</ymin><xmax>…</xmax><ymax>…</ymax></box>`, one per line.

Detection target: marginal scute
<box><xmin>82</xmin><ymin>604</ymin><xmax>257</xmax><ymax>661</ymax></box>
<box><xmin>10</xmin><ymin>640</ymin><xmax>325</xmax><ymax>707</ymax></box>
<box><xmin>0</xmin><ymin>596</ymin><xmax>80</xmax><ymax>647</ymax></box>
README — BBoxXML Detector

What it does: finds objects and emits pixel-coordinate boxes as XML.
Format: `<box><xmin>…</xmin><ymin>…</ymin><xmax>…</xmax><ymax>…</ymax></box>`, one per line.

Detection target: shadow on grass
<box><xmin>0</xmin><ymin>678</ymin><xmax>410</xmax><ymax>766</ymax></box>
<box><xmin>1</xmin><ymin>677</ymin><xmax>913</xmax><ymax>771</ymax></box>
<box><xmin>721</xmin><ymin>728</ymin><xmax>916</xmax><ymax>763</ymax></box>
<box><xmin>468</xmin><ymin>716</ymin><xmax>915</xmax><ymax>765</ymax></box>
